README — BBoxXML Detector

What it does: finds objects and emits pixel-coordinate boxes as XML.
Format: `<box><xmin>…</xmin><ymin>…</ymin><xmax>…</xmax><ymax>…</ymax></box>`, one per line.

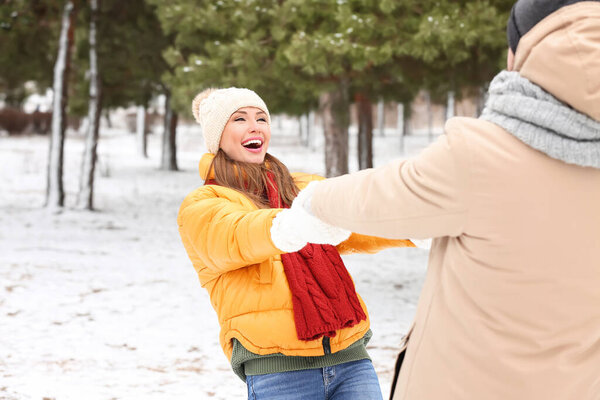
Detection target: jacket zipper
<box><xmin>322</xmin><ymin>336</ymin><xmax>331</xmax><ymax>355</ymax></box>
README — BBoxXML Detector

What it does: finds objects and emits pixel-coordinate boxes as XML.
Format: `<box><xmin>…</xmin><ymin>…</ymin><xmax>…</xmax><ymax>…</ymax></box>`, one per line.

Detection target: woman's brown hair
<box><xmin>206</xmin><ymin>149</ymin><xmax>299</xmax><ymax>208</ymax></box>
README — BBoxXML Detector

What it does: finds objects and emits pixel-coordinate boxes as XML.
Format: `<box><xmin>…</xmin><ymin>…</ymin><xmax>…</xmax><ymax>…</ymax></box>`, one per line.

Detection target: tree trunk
<box><xmin>136</xmin><ymin>105</ymin><xmax>147</xmax><ymax>157</ymax></box>
<box><xmin>356</xmin><ymin>93</ymin><xmax>373</xmax><ymax>170</ymax></box>
<box><xmin>161</xmin><ymin>92</ymin><xmax>178</xmax><ymax>171</ymax></box>
<box><xmin>397</xmin><ymin>102</ymin><xmax>405</xmax><ymax>154</ymax></box>
<box><xmin>475</xmin><ymin>86</ymin><xmax>486</xmax><ymax>117</ymax></box>
<box><xmin>446</xmin><ymin>91</ymin><xmax>455</xmax><ymax>121</ymax></box>
<box><xmin>46</xmin><ymin>1</ymin><xmax>75</xmax><ymax>209</ymax></box>
<box><xmin>425</xmin><ymin>91</ymin><xmax>433</xmax><ymax>142</ymax></box>
<box><xmin>403</xmin><ymin>101</ymin><xmax>411</xmax><ymax>137</ymax></box>
<box><xmin>104</xmin><ymin>109</ymin><xmax>112</xmax><ymax>128</ymax></box>
<box><xmin>307</xmin><ymin>111</ymin><xmax>315</xmax><ymax>149</ymax></box>
<box><xmin>319</xmin><ymin>81</ymin><xmax>349</xmax><ymax>177</ymax></box>
<box><xmin>376</xmin><ymin>99</ymin><xmax>385</xmax><ymax>136</ymax></box>
<box><xmin>77</xmin><ymin>0</ymin><xmax>101</xmax><ymax>211</ymax></box>
<box><xmin>299</xmin><ymin>113</ymin><xmax>308</xmax><ymax>147</ymax></box>
<box><xmin>77</xmin><ymin>116</ymin><xmax>89</xmax><ymax>136</ymax></box>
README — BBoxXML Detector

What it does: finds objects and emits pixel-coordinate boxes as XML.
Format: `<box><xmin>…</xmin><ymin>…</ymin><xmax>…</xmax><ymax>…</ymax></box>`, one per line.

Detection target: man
<box><xmin>291</xmin><ymin>0</ymin><xmax>600</xmax><ymax>398</ymax></box>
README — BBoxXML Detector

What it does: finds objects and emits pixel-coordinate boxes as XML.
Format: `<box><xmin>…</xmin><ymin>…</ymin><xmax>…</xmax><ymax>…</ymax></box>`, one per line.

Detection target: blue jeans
<box><xmin>246</xmin><ymin>359</ymin><xmax>383</xmax><ymax>399</ymax></box>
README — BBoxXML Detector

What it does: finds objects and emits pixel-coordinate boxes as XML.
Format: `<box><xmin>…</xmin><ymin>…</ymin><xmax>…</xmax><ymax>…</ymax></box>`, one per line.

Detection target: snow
<box><xmin>0</xmin><ymin>122</ymin><xmax>433</xmax><ymax>399</ymax></box>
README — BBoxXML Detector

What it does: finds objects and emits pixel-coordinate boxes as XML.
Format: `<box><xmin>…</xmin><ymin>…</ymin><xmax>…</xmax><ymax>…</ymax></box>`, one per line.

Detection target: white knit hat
<box><xmin>191</xmin><ymin>87</ymin><xmax>271</xmax><ymax>154</ymax></box>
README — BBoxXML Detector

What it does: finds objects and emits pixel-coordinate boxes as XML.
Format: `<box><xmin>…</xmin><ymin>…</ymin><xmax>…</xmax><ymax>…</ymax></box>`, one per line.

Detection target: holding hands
<box><xmin>270</xmin><ymin>181</ymin><xmax>350</xmax><ymax>252</ymax></box>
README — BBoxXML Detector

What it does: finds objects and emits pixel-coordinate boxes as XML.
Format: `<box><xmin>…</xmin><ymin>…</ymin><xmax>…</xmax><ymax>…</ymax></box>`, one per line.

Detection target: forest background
<box><xmin>1</xmin><ymin>1</ymin><xmax>513</xmax><ymax>398</ymax></box>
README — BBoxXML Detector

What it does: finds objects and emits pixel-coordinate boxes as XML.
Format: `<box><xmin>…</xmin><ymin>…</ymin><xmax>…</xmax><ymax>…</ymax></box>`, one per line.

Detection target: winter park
<box><xmin>2</xmin><ymin>1</ymin><xmax>599</xmax><ymax>400</ymax></box>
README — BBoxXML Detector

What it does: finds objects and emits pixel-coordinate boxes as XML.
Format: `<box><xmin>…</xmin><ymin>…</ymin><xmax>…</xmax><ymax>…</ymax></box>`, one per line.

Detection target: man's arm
<box><xmin>310</xmin><ymin>129</ymin><xmax>472</xmax><ymax>240</ymax></box>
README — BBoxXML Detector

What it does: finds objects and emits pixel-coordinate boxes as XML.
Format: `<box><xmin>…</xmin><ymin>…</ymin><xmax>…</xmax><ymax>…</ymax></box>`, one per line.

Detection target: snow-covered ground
<box><xmin>0</xmin><ymin>122</ymin><xmax>433</xmax><ymax>399</ymax></box>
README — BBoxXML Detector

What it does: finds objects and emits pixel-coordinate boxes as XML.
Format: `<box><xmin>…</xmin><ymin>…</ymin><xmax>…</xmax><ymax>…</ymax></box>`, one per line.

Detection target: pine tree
<box><xmin>148</xmin><ymin>0</ymin><xmax>512</xmax><ymax>174</ymax></box>
<box><xmin>70</xmin><ymin>0</ymin><xmax>172</xmax><ymax>175</ymax></box>
<box><xmin>70</xmin><ymin>0</ymin><xmax>169</xmax><ymax>113</ymax></box>
<box><xmin>0</xmin><ymin>1</ymin><xmax>59</xmax><ymax>106</ymax></box>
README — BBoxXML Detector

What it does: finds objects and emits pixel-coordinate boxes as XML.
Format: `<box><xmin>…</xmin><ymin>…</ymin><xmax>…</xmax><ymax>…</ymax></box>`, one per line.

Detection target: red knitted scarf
<box><xmin>207</xmin><ymin>173</ymin><xmax>366</xmax><ymax>341</ymax></box>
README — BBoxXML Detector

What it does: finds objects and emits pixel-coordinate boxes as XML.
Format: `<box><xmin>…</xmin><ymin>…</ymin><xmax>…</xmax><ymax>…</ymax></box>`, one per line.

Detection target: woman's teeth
<box><xmin>243</xmin><ymin>139</ymin><xmax>263</xmax><ymax>149</ymax></box>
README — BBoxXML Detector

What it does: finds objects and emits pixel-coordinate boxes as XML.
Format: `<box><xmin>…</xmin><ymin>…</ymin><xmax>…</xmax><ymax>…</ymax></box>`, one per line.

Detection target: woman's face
<box><xmin>219</xmin><ymin>107</ymin><xmax>271</xmax><ymax>164</ymax></box>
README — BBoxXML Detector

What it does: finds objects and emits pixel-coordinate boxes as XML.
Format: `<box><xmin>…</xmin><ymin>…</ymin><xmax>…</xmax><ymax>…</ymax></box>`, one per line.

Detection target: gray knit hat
<box><xmin>506</xmin><ymin>0</ymin><xmax>598</xmax><ymax>53</ymax></box>
<box><xmin>191</xmin><ymin>87</ymin><xmax>271</xmax><ymax>154</ymax></box>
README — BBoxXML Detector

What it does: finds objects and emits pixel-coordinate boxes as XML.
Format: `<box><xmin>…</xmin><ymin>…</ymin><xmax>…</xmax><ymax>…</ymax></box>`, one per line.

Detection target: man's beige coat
<box><xmin>311</xmin><ymin>3</ymin><xmax>600</xmax><ymax>399</ymax></box>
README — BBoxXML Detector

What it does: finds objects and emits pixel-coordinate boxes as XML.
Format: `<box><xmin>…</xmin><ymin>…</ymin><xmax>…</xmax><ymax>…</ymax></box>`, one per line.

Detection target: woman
<box><xmin>177</xmin><ymin>87</ymin><xmax>414</xmax><ymax>399</ymax></box>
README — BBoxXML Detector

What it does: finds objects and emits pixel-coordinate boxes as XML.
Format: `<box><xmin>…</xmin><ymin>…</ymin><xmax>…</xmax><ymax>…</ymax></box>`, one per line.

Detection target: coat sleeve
<box><xmin>311</xmin><ymin>128</ymin><xmax>471</xmax><ymax>239</ymax></box>
<box><xmin>293</xmin><ymin>173</ymin><xmax>416</xmax><ymax>252</ymax></box>
<box><xmin>336</xmin><ymin>234</ymin><xmax>415</xmax><ymax>255</ymax></box>
<box><xmin>177</xmin><ymin>188</ymin><xmax>283</xmax><ymax>277</ymax></box>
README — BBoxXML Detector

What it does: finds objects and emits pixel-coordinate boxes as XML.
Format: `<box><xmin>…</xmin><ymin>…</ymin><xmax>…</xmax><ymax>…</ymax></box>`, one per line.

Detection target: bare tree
<box><xmin>46</xmin><ymin>1</ymin><xmax>76</xmax><ymax>209</ymax></box>
<box><xmin>136</xmin><ymin>105</ymin><xmax>147</xmax><ymax>158</ymax></box>
<box><xmin>446</xmin><ymin>91</ymin><xmax>455</xmax><ymax>121</ymax></box>
<box><xmin>376</xmin><ymin>99</ymin><xmax>385</xmax><ymax>137</ymax></box>
<box><xmin>77</xmin><ymin>0</ymin><xmax>102</xmax><ymax>210</ymax></box>
<box><xmin>425</xmin><ymin>91</ymin><xmax>434</xmax><ymax>142</ymax></box>
<box><xmin>356</xmin><ymin>93</ymin><xmax>373</xmax><ymax>170</ymax></box>
<box><xmin>397</xmin><ymin>102</ymin><xmax>412</xmax><ymax>154</ymax></box>
<box><xmin>160</xmin><ymin>91</ymin><xmax>178</xmax><ymax>171</ymax></box>
<box><xmin>396</xmin><ymin>103</ymin><xmax>404</xmax><ymax>154</ymax></box>
<box><xmin>320</xmin><ymin>81</ymin><xmax>349</xmax><ymax>177</ymax></box>
<box><xmin>298</xmin><ymin>112</ymin><xmax>316</xmax><ymax>149</ymax></box>
<box><xmin>297</xmin><ymin>115</ymin><xmax>304</xmax><ymax>143</ymax></box>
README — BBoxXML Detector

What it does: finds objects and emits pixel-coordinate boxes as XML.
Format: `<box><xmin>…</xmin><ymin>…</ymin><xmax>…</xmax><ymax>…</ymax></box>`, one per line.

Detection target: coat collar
<box><xmin>199</xmin><ymin>153</ymin><xmax>215</xmax><ymax>180</ymax></box>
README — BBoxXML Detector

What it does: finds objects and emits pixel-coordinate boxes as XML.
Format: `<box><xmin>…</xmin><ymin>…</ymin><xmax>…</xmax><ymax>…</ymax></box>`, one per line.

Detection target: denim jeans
<box><xmin>246</xmin><ymin>359</ymin><xmax>383</xmax><ymax>400</ymax></box>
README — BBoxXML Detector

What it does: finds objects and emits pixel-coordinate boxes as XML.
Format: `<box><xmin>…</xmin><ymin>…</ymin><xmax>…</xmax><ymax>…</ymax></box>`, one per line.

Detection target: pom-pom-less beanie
<box><xmin>191</xmin><ymin>87</ymin><xmax>270</xmax><ymax>154</ymax></box>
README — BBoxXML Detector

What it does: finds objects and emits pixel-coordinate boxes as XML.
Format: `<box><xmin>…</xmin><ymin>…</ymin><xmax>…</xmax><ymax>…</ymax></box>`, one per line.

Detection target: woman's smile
<box><xmin>241</xmin><ymin>136</ymin><xmax>264</xmax><ymax>153</ymax></box>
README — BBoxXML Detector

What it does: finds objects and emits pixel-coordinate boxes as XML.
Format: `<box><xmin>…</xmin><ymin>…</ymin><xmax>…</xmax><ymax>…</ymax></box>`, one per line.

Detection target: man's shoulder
<box><xmin>444</xmin><ymin>116</ymin><xmax>524</xmax><ymax>151</ymax></box>
<box><xmin>445</xmin><ymin>116</ymin><xmax>507</xmax><ymax>138</ymax></box>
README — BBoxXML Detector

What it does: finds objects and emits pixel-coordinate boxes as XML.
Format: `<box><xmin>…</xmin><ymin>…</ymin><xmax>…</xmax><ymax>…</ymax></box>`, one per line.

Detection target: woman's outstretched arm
<box><xmin>178</xmin><ymin>189</ymin><xmax>282</xmax><ymax>279</ymax></box>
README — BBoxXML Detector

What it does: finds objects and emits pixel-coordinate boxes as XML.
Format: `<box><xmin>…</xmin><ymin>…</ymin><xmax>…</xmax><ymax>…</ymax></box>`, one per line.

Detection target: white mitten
<box><xmin>270</xmin><ymin>182</ymin><xmax>351</xmax><ymax>253</ymax></box>
<box><xmin>291</xmin><ymin>180</ymin><xmax>320</xmax><ymax>216</ymax></box>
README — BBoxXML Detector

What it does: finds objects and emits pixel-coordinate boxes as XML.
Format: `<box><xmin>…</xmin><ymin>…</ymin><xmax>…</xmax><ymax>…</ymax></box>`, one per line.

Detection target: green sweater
<box><xmin>230</xmin><ymin>330</ymin><xmax>373</xmax><ymax>381</ymax></box>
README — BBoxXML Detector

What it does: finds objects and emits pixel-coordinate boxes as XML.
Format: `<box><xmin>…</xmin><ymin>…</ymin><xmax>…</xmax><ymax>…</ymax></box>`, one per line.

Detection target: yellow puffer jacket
<box><xmin>177</xmin><ymin>153</ymin><xmax>414</xmax><ymax>359</ymax></box>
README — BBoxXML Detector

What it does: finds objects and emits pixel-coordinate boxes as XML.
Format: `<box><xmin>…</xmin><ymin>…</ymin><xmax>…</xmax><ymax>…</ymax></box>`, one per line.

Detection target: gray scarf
<box><xmin>480</xmin><ymin>70</ymin><xmax>600</xmax><ymax>169</ymax></box>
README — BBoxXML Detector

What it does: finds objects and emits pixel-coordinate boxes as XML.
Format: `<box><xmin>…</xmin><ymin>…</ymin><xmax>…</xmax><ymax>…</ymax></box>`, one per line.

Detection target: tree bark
<box><xmin>397</xmin><ymin>102</ymin><xmax>405</xmax><ymax>154</ymax></box>
<box><xmin>356</xmin><ymin>93</ymin><xmax>373</xmax><ymax>170</ymax></box>
<box><xmin>319</xmin><ymin>81</ymin><xmax>349</xmax><ymax>177</ymax></box>
<box><xmin>77</xmin><ymin>0</ymin><xmax>102</xmax><ymax>210</ymax></box>
<box><xmin>160</xmin><ymin>92</ymin><xmax>178</xmax><ymax>171</ymax></box>
<box><xmin>403</xmin><ymin>101</ymin><xmax>411</xmax><ymax>138</ymax></box>
<box><xmin>46</xmin><ymin>1</ymin><xmax>75</xmax><ymax>209</ymax></box>
<box><xmin>475</xmin><ymin>86</ymin><xmax>486</xmax><ymax>117</ymax></box>
<box><xmin>376</xmin><ymin>99</ymin><xmax>385</xmax><ymax>136</ymax></box>
<box><xmin>136</xmin><ymin>105</ymin><xmax>147</xmax><ymax>157</ymax></box>
<box><xmin>307</xmin><ymin>111</ymin><xmax>315</xmax><ymax>149</ymax></box>
<box><xmin>104</xmin><ymin>109</ymin><xmax>112</xmax><ymax>128</ymax></box>
<box><xmin>297</xmin><ymin>113</ymin><xmax>306</xmax><ymax>147</ymax></box>
<box><xmin>425</xmin><ymin>91</ymin><xmax>433</xmax><ymax>142</ymax></box>
<box><xmin>446</xmin><ymin>91</ymin><xmax>455</xmax><ymax>121</ymax></box>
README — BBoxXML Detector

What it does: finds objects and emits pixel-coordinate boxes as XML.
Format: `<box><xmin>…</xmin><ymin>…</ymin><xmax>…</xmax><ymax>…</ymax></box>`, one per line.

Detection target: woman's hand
<box><xmin>270</xmin><ymin>182</ymin><xmax>350</xmax><ymax>253</ymax></box>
